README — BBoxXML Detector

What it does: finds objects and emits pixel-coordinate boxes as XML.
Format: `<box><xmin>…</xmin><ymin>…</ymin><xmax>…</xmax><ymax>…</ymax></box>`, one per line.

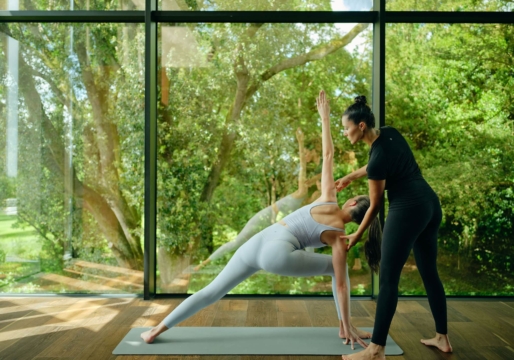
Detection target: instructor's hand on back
<box><xmin>340</xmin><ymin>232</ymin><xmax>362</xmax><ymax>252</ymax></box>
<box><xmin>316</xmin><ymin>89</ymin><xmax>330</xmax><ymax>120</ymax></box>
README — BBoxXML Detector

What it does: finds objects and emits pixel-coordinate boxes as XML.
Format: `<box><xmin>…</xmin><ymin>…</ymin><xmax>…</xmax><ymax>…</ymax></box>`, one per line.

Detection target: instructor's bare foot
<box><xmin>421</xmin><ymin>333</ymin><xmax>453</xmax><ymax>353</ymax></box>
<box><xmin>341</xmin><ymin>343</ymin><xmax>385</xmax><ymax>360</ymax></box>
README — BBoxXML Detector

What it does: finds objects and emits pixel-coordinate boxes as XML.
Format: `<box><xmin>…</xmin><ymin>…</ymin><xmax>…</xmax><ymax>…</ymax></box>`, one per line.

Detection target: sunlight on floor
<box><xmin>0</xmin><ymin>300</ymin><xmax>133</xmax><ymax>325</ymax></box>
<box><xmin>0</xmin><ymin>298</ymin><xmax>136</xmax><ymax>341</ymax></box>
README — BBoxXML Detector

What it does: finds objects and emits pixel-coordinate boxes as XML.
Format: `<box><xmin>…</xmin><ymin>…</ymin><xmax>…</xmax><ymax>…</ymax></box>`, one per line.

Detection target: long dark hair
<box><xmin>349</xmin><ymin>195</ymin><xmax>382</xmax><ymax>274</ymax></box>
<box><xmin>343</xmin><ymin>95</ymin><xmax>375</xmax><ymax>129</ymax></box>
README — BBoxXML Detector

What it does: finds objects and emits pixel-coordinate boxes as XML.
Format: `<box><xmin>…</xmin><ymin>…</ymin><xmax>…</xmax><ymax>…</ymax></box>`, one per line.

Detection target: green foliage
<box><xmin>0</xmin><ymin>176</ymin><xmax>15</xmax><ymax>203</ymax></box>
<box><xmin>156</xmin><ymin>22</ymin><xmax>372</xmax><ymax>257</ymax></box>
<box><xmin>386</xmin><ymin>21</ymin><xmax>514</xmax><ymax>294</ymax></box>
<box><xmin>387</xmin><ymin>0</ymin><xmax>514</xmax><ymax>11</ymax></box>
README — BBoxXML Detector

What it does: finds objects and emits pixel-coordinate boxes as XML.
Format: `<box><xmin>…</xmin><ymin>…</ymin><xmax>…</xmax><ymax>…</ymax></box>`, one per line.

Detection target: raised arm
<box><xmin>316</xmin><ymin>90</ymin><xmax>337</xmax><ymax>202</ymax></box>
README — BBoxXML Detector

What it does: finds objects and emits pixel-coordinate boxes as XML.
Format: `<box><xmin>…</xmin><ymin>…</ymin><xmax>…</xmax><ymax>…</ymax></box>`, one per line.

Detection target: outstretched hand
<box><xmin>335</xmin><ymin>176</ymin><xmax>352</xmax><ymax>192</ymax></box>
<box><xmin>316</xmin><ymin>90</ymin><xmax>330</xmax><ymax>120</ymax></box>
<box><xmin>340</xmin><ymin>232</ymin><xmax>362</xmax><ymax>252</ymax></box>
<box><xmin>342</xmin><ymin>328</ymin><xmax>369</xmax><ymax>350</ymax></box>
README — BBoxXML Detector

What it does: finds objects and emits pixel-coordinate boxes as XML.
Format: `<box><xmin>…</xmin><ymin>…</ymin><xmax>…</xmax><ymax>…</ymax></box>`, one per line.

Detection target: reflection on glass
<box><xmin>156</xmin><ymin>22</ymin><xmax>373</xmax><ymax>295</ymax></box>
<box><xmin>0</xmin><ymin>0</ymin><xmax>144</xmax><ymax>10</ymax></box>
<box><xmin>0</xmin><ymin>23</ymin><xmax>144</xmax><ymax>294</ymax></box>
<box><xmin>386</xmin><ymin>0</ymin><xmax>514</xmax><ymax>11</ymax></box>
<box><xmin>160</xmin><ymin>0</ymin><xmax>373</xmax><ymax>11</ymax></box>
<box><xmin>386</xmin><ymin>23</ymin><xmax>514</xmax><ymax>296</ymax></box>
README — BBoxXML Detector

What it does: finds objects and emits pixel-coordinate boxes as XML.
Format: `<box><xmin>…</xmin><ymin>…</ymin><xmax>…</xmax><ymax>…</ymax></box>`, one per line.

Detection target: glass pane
<box><xmin>386</xmin><ymin>0</ymin><xmax>514</xmax><ymax>11</ymax></box>
<box><xmin>0</xmin><ymin>23</ymin><xmax>145</xmax><ymax>294</ymax></box>
<box><xmin>157</xmin><ymin>22</ymin><xmax>373</xmax><ymax>295</ymax></box>
<box><xmin>0</xmin><ymin>0</ymin><xmax>144</xmax><ymax>11</ymax></box>
<box><xmin>386</xmin><ymin>23</ymin><xmax>514</xmax><ymax>296</ymax></box>
<box><xmin>160</xmin><ymin>0</ymin><xmax>373</xmax><ymax>11</ymax></box>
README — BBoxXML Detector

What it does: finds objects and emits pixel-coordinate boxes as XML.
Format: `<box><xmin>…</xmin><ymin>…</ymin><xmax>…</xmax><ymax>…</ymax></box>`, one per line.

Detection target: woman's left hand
<box><xmin>316</xmin><ymin>90</ymin><xmax>330</xmax><ymax>120</ymax></box>
<box><xmin>340</xmin><ymin>233</ymin><xmax>362</xmax><ymax>251</ymax></box>
<box><xmin>342</xmin><ymin>327</ymin><xmax>369</xmax><ymax>350</ymax></box>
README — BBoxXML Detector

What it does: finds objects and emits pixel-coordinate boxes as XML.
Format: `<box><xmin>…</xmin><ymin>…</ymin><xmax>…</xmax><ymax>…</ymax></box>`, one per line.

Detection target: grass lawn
<box><xmin>0</xmin><ymin>214</ymin><xmax>40</xmax><ymax>260</ymax></box>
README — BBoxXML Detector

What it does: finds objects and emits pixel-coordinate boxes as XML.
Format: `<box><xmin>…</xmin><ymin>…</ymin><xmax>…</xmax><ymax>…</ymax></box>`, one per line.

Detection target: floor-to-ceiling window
<box><xmin>1</xmin><ymin>1</ymin><xmax>512</xmax><ymax>298</ymax></box>
<box><xmin>155</xmin><ymin>19</ymin><xmax>373</xmax><ymax>295</ymax></box>
<box><xmin>0</xmin><ymin>20</ymin><xmax>145</xmax><ymax>294</ymax></box>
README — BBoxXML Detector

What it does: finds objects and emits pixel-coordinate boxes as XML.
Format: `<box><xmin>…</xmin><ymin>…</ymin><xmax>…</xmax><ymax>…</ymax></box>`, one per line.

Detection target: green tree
<box><xmin>1</xmin><ymin>1</ymin><xmax>372</xmax><ymax>293</ymax></box>
<box><xmin>386</xmin><ymin>18</ymin><xmax>514</xmax><ymax>293</ymax></box>
<box><xmin>156</xmin><ymin>20</ymin><xmax>372</xmax><ymax>290</ymax></box>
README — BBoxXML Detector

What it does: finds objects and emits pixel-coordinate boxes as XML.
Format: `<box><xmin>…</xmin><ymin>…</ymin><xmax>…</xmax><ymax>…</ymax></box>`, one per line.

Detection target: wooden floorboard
<box><xmin>0</xmin><ymin>298</ymin><xmax>512</xmax><ymax>359</ymax></box>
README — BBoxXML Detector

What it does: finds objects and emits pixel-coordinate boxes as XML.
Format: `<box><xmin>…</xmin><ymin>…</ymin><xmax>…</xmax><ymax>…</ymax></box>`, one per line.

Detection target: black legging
<box><xmin>371</xmin><ymin>194</ymin><xmax>448</xmax><ymax>346</ymax></box>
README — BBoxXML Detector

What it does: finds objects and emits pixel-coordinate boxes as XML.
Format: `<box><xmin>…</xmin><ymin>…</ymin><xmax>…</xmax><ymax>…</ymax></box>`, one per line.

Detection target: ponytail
<box><xmin>349</xmin><ymin>196</ymin><xmax>382</xmax><ymax>274</ymax></box>
<box><xmin>364</xmin><ymin>217</ymin><xmax>382</xmax><ymax>274</ymax></box>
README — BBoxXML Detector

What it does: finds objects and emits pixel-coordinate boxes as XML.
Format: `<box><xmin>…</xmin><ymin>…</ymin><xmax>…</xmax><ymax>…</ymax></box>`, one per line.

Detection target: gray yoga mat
<box><xmin>113</xmin><ymin>327</ymin><xmax>403</xmax><ymax>355</ymax></box>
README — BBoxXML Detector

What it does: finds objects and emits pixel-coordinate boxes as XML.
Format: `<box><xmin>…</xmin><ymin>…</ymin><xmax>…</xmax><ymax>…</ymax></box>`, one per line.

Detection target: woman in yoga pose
<box><xmin>141</xmin><ymin>91</ymin><xmax>381</xmax><ymax>349</ymax></box>
<box><xmin>335</xmin><ymin>96</ymin><xmax>452</xmax><ymax>360</ymax></box>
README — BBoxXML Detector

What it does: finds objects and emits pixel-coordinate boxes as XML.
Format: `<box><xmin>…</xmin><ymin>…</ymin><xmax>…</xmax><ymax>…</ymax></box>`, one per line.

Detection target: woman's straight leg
<box><xmin>161</xmin><ymin>247</ymin><xmax>259</xmax><ymax>328</ymax></box>
<box><xmin>371</xmin><ymin>207</ymin><xmax>431</xmax><ymax>346</ymax></box>
<box><xmin>413</xmin><ymin>201</ymin><xmax>447</xmax><ymax>334</ymax></box>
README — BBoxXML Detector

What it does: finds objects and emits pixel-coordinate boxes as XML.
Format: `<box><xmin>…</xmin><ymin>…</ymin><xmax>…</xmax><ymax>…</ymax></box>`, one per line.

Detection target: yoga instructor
<box><xmin>335</xmin><ymin>96</ymin><xmax>452</xmax><ymax>360</ymax></box>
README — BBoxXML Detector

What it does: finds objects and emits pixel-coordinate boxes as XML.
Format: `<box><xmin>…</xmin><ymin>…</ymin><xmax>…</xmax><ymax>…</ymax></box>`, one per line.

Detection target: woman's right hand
<box><xmin>316</xmin><ymin>90</ymin><xmax>330</xmax><ymax>120</ymax></box>
<box><xmin>335</xmin><ymin>175</ymin><xmax>352</xmax><ymax>192</ymax></box>
<box><xmin>342</xmin><ymin>327</ymin><xmax>369</xmax><ymax>350</ymax></box>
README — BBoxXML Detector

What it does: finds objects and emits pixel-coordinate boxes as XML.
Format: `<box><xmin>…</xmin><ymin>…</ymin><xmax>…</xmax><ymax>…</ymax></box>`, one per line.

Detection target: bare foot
<box><xmin>140</xmin><ymin>324</ymin><xmax>168</xmax><ymax>344</ymax></box>
<box><xmin>140</xmin><ymin>329</ymin><xmax>157</xmax><ymax>344</ymax></box>
<box><xmin>421</xmin><ymin>333</ymin><xmax>453</xmax><ymax>353</ymax></box>
<box><xmin>341</xmin><ymin>343</ymin><xmax>386</xmax><ymax>360</ymax></box>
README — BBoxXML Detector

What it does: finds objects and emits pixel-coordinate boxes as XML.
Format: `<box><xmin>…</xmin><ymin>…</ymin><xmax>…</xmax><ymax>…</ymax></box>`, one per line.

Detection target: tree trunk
<box><xmin>157</xmin><ymin>247</ymin><xmax>192</xmax><ymax>293</ymax></box>
<box><xmin>15</xmin><ymin>29</ymin><xmax>143</xmax><ymax>270</ymax></box>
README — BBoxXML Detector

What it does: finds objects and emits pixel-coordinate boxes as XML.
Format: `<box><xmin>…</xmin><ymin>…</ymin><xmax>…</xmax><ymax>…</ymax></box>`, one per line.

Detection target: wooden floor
<box><xmin>0</xmin><ymin>297</ymin><xmax>513</xmax><ymax>360</ymax></box>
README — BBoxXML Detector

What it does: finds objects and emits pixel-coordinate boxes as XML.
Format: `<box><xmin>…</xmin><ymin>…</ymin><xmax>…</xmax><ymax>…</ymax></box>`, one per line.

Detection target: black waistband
<box><xmin>387</xmin><ymin>178</ymin><xmax>438</xmax><ymax>209</ymax></box>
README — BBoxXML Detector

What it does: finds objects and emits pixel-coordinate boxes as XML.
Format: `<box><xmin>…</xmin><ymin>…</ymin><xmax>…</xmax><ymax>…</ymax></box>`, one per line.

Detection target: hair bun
<box><xmin>354</xmin><ymin>95</ymin><xmax>367</xmax><ymax>105</ymax></box>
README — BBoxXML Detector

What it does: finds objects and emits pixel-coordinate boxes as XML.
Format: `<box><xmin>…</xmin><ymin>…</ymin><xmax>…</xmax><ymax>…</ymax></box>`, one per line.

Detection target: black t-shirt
<box><xmin>367</xmin><ymin>126</ymin><xmax>434</xmax><ymax>208</ymax></box>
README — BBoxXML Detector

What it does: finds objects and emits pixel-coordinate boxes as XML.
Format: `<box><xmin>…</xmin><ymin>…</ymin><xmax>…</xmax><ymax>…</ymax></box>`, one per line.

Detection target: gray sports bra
<box><xmin>280</xmin><ymin>202</ymin><xmax>345</xmax><ymax>249</ymax></box>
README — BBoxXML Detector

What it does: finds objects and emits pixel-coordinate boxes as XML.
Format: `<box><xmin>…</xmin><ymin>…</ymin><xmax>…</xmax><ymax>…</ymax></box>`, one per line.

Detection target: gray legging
<box><xmin>162</xmin><ymin>223</ymin><xmax>349</xmax><ymax>328</ymax></box>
